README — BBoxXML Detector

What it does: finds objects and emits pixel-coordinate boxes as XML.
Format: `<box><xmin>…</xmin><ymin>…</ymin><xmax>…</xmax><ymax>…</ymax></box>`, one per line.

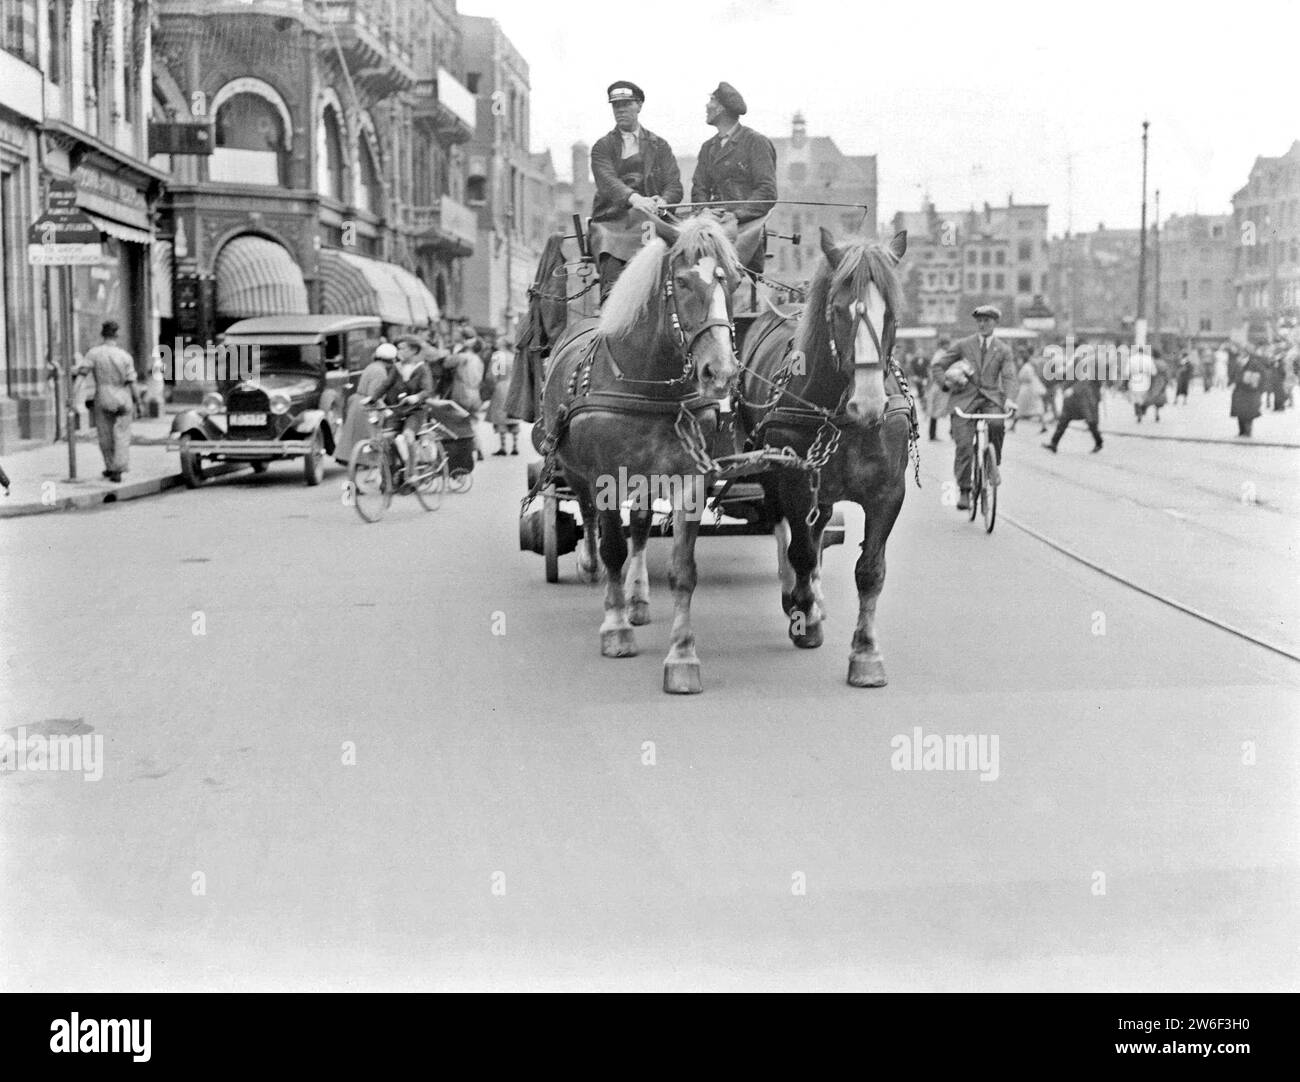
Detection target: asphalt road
<box><xmin>2</xmin><ymin>422</ymin><xmax>1297</xmax><ymax>991</ymax></box>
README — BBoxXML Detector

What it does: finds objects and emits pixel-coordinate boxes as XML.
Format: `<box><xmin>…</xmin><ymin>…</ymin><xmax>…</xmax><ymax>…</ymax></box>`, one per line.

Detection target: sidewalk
<box><xmin>1093</xmin><ymin>384</ymin><xmax>1300</xmax><ymax>448</ymax></box>
<box><xmin>0</xmin><ymin>413</ymin><xmax>184</xmax><ymax>519</ymax></box>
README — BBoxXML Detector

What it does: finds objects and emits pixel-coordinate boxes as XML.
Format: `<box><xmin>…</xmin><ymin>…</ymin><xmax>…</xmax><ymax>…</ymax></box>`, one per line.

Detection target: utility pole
<box><xmin>1152</xmin><ymin>188</ymin><xmax>1161</xmax><ymax>350</ymax></box>
<box><xmin>1136</xmin><ymin>120</ymin><xmax>1149</xmax><ymax>328</ymax></box>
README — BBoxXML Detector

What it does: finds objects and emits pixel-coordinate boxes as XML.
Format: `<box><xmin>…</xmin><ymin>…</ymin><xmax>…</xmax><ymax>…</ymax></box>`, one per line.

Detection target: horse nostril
<box><xmin>702</xmin><ymin>364</ymin><xmax>714</xmax><ymax>382</ymax></box>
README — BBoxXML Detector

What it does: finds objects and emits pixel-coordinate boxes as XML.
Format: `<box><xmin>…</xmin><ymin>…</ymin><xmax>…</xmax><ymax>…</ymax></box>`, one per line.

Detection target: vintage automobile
<box><xmin>168</xmin><ymin>315</ymin><xmax>383</xmax><ymax>487</ymax></box>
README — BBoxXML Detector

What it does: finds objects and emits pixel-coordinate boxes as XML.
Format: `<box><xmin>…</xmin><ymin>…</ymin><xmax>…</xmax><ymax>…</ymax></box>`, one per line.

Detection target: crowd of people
<box><xmin>901</xmin><ymin>333</ymin><xmax>1299</xmax><ymax>448</ymax></box>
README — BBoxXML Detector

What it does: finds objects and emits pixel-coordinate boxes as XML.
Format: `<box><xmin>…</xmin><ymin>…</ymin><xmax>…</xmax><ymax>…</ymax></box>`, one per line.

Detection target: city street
<box><xmin>2</xmin><ymin>404</ymin><xmax>1296</xmax><ymax>992</ymax></box>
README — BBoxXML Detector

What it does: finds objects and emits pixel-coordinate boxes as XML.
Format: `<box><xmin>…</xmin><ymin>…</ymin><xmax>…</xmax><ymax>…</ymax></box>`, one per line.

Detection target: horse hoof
<box><xmin>601</xmin><ymin>627</ymin><xmax>638</xmax><ymax>658</ymax></box>
<box><xmin>578</xmin><ymin>559</ymin><xmax>601</xmax><ymax>584</ymax></box>
<box><xmin>663</xmin><ymin>658</ymin><xmax>703</xmax><ymax>694</ymax></box>
<box><xmin>629</xmin><ymin>599</ymin><xmax>650</xmax><ymax>626</ymax></box>
<box><xmin>847</xmin><ymin>653</ymin><xmax>888</xmax><ymax>687</ymax></box>
<box><xmin>789</xmin><ymin>617</ymin><xmax>824</xmax><ymax>649</ymax></box>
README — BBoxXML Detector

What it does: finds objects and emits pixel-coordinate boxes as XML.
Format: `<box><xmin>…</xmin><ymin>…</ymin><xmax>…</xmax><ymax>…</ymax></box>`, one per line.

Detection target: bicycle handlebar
<box><xmin>953</xmin><ymin>408</ymin><xmax>1015</xmax><ymax>420</ymax></box>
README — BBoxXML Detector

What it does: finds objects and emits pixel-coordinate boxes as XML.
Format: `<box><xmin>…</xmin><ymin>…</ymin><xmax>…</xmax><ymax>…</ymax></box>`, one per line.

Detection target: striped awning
<box><xmin>88</xmin><ymin>212</ymin><xmax>152</xmax><ymax>246</ymax></box>
<box><xmin>152</xmin><ymin>240</ymin><xmax>173</xmax><ymax>319</ymax></box>
<box><xmin>390</xmin><ymin>264</ymin><xmax>441</xmax><ymax>325</ymax></box>
<box><xmin>215</xmin><ymin>235</ymin><xmax>309</xmax><ymax>319</ymax></box>
<box><xmin>319</xmin><ymin>249</ymin><xmax>439</xmax><ymax>327</ymax></box>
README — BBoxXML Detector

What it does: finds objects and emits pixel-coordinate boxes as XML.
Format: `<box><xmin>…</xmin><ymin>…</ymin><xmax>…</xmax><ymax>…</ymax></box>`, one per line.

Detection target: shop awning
<box><xmin>389</xmin><ymin>264</ymin><xmax>440</xmax><ymax>325</ymax></box>
<box><xmin>215</xmin><ymin>235</ymin><xmax>309</xmax><ymax>319</ymax></box>
<box><xmin>152</xmin><ymin>240</ymin><xmax>173</xmax><ymax>319</ymax></box>
<box><xmin>319</xmin><ymin>249</ymin><xmax>436</xmax><ymax>327</ymax></box>
<box><xmin>87</xmin><ymin>212</ymin><xmax>152</xmax><ymax>246</ymax></box>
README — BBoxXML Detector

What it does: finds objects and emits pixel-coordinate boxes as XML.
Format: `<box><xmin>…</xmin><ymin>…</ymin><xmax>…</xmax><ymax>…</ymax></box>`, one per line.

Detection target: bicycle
<box><xmin>953</xmin><ymin>407</ymin><xmax>1015</xmax><ymax>534</ymax></box>
<box><xmin>346</xmin><ymin>402</ymin><xmax>449</xmax><ymax>523</ymax></box>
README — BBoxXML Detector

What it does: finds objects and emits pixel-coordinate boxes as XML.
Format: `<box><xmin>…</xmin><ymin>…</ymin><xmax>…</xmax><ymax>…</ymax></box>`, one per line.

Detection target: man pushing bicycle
<box><xmin>931</xmin><ymin>304</ymin><xmax>1019</xmax><ymax>510</ymax></box>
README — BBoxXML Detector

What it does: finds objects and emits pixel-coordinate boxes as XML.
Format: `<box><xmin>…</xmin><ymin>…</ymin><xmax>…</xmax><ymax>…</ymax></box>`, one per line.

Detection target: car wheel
<box><xmin>179</xmin><ymin>436</ymin><xmax>204</xmax><ymax>489</ymax></box>
<box><xmin>303</xmin><ymin>428</ymin><xmax>326</xmax><ymax>486</ymax></box>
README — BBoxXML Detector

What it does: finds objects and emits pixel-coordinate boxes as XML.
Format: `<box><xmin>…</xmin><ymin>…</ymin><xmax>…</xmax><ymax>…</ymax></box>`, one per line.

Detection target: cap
<box><xmin>972</xmin><ymin>304</ymin><xmax>1002</xmax><ymax>320</ymax></box>
<box><xmin>711</xmin><ymin>82</ymin><xmax>747</xmax><ymax>116</ymax></box>
<box><xmin>374</xmin><ymin>343</ymin><xmax>397</xmax><ymax>360</ymax></box>
<box><xmin>607</xmin><ymin>81</ymin><xmax>645</xmax><ymax>104</ymax></box>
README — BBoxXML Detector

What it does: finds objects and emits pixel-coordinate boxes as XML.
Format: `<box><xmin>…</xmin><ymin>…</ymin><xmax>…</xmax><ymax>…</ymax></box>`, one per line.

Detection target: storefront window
<box><xmin>213</xmin><ymin>93</ymin><xmax>286</xmax><ymax>186</ymax></box>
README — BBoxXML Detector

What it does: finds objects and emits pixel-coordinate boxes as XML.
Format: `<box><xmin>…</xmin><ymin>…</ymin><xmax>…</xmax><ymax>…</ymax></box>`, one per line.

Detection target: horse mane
<box><xmin>794</xmin><ymin>239</ymin><xmax>905</xmax><ymax>360</ymax></box>
<box><xmin>598</xmin><ymin>216</ymin><xmax>742</xmax><ymax>339</ymax></box>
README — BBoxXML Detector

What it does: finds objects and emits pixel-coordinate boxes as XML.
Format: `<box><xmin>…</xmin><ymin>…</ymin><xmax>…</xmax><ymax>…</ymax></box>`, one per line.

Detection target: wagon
<box><xmin>517</xmin><ymin>214</ymin><xmax>844</xmax><ymax>582</ymax></box>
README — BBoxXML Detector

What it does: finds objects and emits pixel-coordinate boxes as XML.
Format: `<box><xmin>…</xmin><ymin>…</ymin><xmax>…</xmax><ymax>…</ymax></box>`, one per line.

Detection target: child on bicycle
<box><xmin>931</xmin><ymin>305</ymin><xmax>1019</xmax><ymax>511</ymax></box>
<box><xmin>368</xmin><ymin>337</ymin><xmax>433</xmax><ymax>476</ymax></box>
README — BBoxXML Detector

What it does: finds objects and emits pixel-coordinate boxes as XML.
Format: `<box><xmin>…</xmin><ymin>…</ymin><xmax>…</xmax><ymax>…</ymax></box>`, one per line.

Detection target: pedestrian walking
<box><xmin>1133</xmin><ymin>348</ymin><xmax>1170</xmax><ymax>422</ymax></box>
<box><xmin>1229</xmin><ymin>349</ymin><xmax>1268</xmax><ymax>437</ymax></box>
<box><xmin>923</xmin><ymin>336</ymin><xmax>952</xmax><ymax>441</ymax></box>
<box><xmin>1213</xmin><ymin>344</ymin><xmax>1230</xmax><ymax>389</ymax></box>
<box><xmin>1042</xmin><ymin>346</ymin><xmax>1104</xmax><ymax>453</ymax></box>
<box><xmin>1012</xmin><ymin>354</ymin><xmax>1048</xmax><ymax>433</ymax></box>
<box><xmin>1174</xmin><ymin>352</ymin><xmax>1194</xmax><ymax>404</ymax></box>
<box><xmin>448</xmin><ymin>329</ymin><xmax>486</xmax><ymax>460</ymax></box>
<box><xmin>1270</xmin><ymin>353</ymin><xmax>1289</xmax><ymax>411</ymax></box>
<box><xmin>488</xmin><ymin>339</ymin><xmax>520</xmax><ymax>456</ymax></box>
<box><xmin>74</xmin><ymin>321</ymin><xmax>139</xmax><ymax>483</ymax></box>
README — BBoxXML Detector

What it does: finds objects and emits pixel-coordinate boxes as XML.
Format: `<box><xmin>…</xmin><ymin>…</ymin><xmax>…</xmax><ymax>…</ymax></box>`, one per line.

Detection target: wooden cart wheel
<box><xmin>543</xmin><ymin>486</ymin><xmax>560</xmax><ymax>583</ymax></box>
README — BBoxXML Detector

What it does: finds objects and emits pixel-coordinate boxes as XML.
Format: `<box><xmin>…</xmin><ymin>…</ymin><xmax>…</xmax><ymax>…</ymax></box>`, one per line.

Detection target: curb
<box><xmin>1097</xmin><ymin>429</ymin><xmax>1300</xmax><ymax>450</ymax></box>
<box><xmin>0</xmin><ymin>463</ymin><xmax>242</xmax><ymax>519</ymax></box>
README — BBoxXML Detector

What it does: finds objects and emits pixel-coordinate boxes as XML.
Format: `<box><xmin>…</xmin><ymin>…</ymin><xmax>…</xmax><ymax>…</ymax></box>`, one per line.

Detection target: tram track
<box><xmin>916</xmin><ymin>455</ymin><xmax>1300</xmax><ymax>666</ymax></box>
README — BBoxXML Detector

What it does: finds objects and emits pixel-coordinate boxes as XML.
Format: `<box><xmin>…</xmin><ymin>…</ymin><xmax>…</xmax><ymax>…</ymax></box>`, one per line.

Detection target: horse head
<box><xmin>815</xmin><ymin>227</ymin><xmax>907</xmax><ymax>426</ymax></box>
<box><xmin>599</xmin><ymin>215</ymin><xmax>742</xmax><ymax>399</ymax></box>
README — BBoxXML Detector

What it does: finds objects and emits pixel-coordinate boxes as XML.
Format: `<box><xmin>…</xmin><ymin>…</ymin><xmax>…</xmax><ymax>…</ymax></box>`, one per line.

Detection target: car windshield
<box><xmin>248</xmin><ymin>344</ymin><xmax>323</xmax><ymax>374</ymax></box>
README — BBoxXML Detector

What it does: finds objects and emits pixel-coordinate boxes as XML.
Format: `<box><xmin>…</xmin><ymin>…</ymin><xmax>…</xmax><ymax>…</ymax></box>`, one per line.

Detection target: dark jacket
<box><xmin>590</xmin><ymin>127</ymin><xmax>683</xmax><ymax>222</ymax></box>
<box><xmin>690</xmin><ymin>124</ymin><xmax>778</xmax><ymax>223</ymax></box>
<box><xmin>1229</xmin><ymin>355</ymin><xmax>1267</xmax><ymax>420</ymax></box>
<box><xmin>376</xmin><ymin>362</ymin><xmax>433</xmax><ymax>408</ymax></box>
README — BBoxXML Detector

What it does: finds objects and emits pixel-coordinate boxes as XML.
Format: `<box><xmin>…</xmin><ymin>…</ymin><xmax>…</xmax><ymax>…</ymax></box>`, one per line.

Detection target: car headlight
<box><xmin>268</xmin><ymin>393</ymin><xmax>291</xmax><ymax>415</ymax></box>
<box><xmin>201</xmin><ymin>392</ymin><xmax>224</xmax><ymax>413</ymax></box>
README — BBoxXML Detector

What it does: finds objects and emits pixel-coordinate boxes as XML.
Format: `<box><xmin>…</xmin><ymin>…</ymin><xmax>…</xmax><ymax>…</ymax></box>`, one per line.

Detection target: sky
<box><xmin>460</xmin><ymin>0</ymin><xmax>1299</xmax><ymax>236</ymax></box>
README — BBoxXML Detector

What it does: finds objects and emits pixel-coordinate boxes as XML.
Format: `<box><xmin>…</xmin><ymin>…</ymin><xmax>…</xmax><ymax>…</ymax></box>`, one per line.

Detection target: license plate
<box><xmin>229</xmin><ymin>413</ymin><xmax>267</xmax><ymax>426</ymax></box>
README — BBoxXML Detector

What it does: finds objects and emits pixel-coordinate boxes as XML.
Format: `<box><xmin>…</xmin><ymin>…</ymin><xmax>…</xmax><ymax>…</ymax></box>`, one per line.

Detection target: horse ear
<box><xmin>819</xmin><ymin>226</ymin><xmax>842</xmax><ymax>267</ymax></box>
<box><xmin>888</xmin><ymin>230</ymin><xmax>908</xmax><ymax>263</ymax></box>
<box><xmin>651</xmin><ymin>215</ymin><xmax>679</xmax><ymax>246</ymax></box>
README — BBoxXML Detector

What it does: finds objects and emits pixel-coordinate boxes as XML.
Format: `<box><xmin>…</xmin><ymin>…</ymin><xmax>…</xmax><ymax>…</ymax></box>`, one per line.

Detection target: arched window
<box><xmin>213</xmin><ymin>92</ymin><xmax>287</xmax><ymax>185</ymax></box>
<box><xmin>318</xmin><ymin>107</ymin><xmax>346</xmax><ymax>201</ymax></box>
<box><xmin>358</xmin><ymin>138</ymin><xmax>382</xmax><ymax>216</ymax></box>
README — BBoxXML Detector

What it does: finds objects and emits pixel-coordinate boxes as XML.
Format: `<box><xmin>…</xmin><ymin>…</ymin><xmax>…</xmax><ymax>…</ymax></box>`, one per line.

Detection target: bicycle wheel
<box><xmin>967</xmin><ymin>438</ymin><xmax>980</xmax><ymax>521</ymax></box>
<box><xmin>412</xmin><ymin>436</ymin><xmax>448</xmax><ymax>511</ymax></box>
<box><xmin>981</xmin><ymin>445</ymin><xmax>998</xmax><ymax>533</ymax></box>
<box><xmin>349</xmin><ymin>439</ymin><xmax>391</xmax><ymax>522</ymax></box>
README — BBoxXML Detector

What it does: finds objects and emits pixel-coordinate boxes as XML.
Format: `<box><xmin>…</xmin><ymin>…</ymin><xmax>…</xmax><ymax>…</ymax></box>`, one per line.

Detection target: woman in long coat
<box><xmin>1229</xmin><ymin>350</ymin><xmax>1267</xmax><ymax>437</ymax></box>
<box><xmin>923</xmin><ymin>339</ymin><xmax>951</xmax><ymax>440</ymax></box>
<box><xmin>1012</xmin><ymin>355</ymin><xmax>1048</xmax><ymax>432</ymax></box>
<box><xmin>333</xmin><ymin>345</ymin><xmax>394</xmax><ymax>464</ymax></box>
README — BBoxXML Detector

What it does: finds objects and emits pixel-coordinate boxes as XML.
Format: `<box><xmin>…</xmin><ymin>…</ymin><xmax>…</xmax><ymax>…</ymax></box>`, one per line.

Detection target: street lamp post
<box><xmin>1136</xmin><ymin>120</ymin><xmax>1149</xmax><ymax>334</ymax></box>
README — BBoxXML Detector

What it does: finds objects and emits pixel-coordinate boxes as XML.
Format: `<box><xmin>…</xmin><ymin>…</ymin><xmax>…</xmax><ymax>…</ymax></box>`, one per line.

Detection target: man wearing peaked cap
<box><xmin>690</xmin><ymin>81</ymin><xmax>777</xmax><ymax>227</ymax></box>
<box><xmin>589</xmin><ymin>79</ymin><xmax>683</xmax><ymax>299</ymax></box>
<box><xmin>931</xmin><ymin>304</ymin><xmax>1018</xmax><ymax>510</ymax></box>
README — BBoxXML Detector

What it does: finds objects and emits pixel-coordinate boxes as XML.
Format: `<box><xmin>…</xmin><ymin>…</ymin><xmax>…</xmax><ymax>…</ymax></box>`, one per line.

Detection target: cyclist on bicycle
<box><xmin>931</xmin><ymin>304</ymin><xmax>1019</xmax><ymax>511</ymax></box>
<box><xmin>368</xmin><ymin>336</ymin><xmax>433</xmax><ymax>476</ymax></box>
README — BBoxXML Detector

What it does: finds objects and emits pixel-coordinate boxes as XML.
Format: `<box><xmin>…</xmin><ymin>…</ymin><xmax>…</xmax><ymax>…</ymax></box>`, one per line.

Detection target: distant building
<box><xmin>889</xmin><ymin>195</ymin><xmax>1050</xmax><ymax>330</ymax></box>
<box><xmin>1157</xmin><ymin>214</ymin><xmax>1234</xmax><ymax>339</ymax></box>
<box><xmin>461</xmin><ymin>15</ymin><xmax>555</xmax><ymax>336</ymax></box>
<box><xmin>553</xmin><ymin>141</ymin><xmax>594</xmax><ymax>233</ymax></box>
<box><xmin>1048</xmin><ymin>225</ymin><xmax>1143</xmax><ymax>336</ymax></box>
<box><xmin>678</xmin><ymin>113</ymin><xmax>877</xmax><ymax>289</ymax></box>
<box><xmin>1231</xmin><ymin>139</ymin><xmax>1300</xmax><ymax>338</ymax></box>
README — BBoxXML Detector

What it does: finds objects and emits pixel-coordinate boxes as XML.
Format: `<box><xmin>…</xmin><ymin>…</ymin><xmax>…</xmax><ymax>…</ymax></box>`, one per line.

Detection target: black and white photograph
<box><xmin>0</xmin><ymin>0</ymin><xmax>1296</xmax><ymax>1028</ymax></box>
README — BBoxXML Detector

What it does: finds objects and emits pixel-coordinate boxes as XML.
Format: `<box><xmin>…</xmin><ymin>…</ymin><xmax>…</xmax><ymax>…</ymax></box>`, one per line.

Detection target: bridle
<box><xmin>605</xmin><ymin>259</ymin><xmax>736</xmax><ymax>388</ymax></box>
<box><xmin>825</xmin><ymin>289</ymin><xmax>895</xmax><ymax>373</ymax></box>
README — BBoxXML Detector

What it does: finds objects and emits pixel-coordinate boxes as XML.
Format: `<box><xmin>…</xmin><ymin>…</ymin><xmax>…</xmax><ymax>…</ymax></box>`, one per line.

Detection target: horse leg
<box><xmin>575</xmin><ymin>487</ymin><xmax>601</xmax><ymax>583</ymax></box>
<box><xmin>847</xmin><ymin>488</ymin><xmax>904</xmax><ymax>687</ymax></box>
<box><xmin>776</xmin><ymin>471</ymin><xmax>826</xmax><ymax>649</ymax></box>
<box><xmin>625</xmin><ymin>508</ymin><xmax>653</xmax><ymax>626</ymax></box>
<box><xmin>663</xmin><ymin>503</ymin><xmax>703</xmax><ymax>693</ymax></box>
<box><xmin>767</xmin><ymin>475</ymin><xmax>797</xmax><ymax>615</ymax></box>
<box><xmin>597</xmin><ymin>507</ymin><xmax>637</xmax><ymax>657</ymax></box>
